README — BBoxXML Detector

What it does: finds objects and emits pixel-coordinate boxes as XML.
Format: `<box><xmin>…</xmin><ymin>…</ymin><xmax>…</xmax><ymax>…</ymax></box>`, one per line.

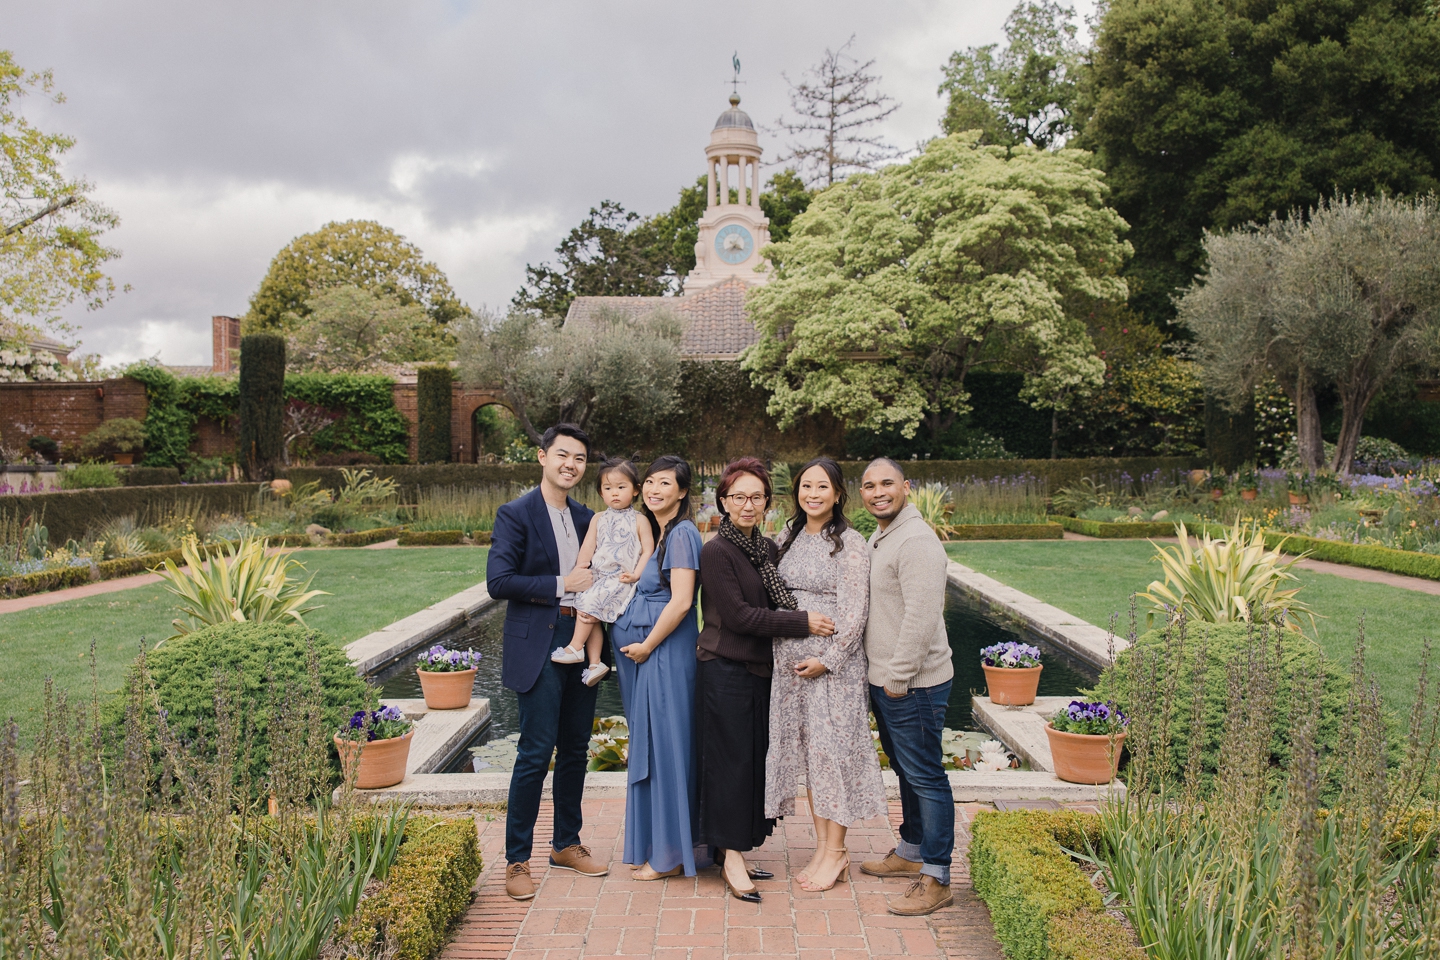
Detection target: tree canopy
<box><xmin>284</xmin><ymin>284</ymin><xmax>451</xmax><ymax>373</ymax></box>
<box><xmin>0</xmin><ymin>51</ymin><xmax>121</xmax><ymax>344</ymax></box>
<box><xmin>939</xmin><ymin>1</ymin><xmax>1082</xmax><ymax>149</ymax></box>
<box><xmin>1179</xmin><ymin>194</ymin><xmax>1440</xmax><ymax>474</ymax></box>
<box><xmin>744</xmin><ymin>132</ymin><xmax>1129</xmax><ymax>443</ymax></box>
<box><xmin>243</xmin><ymin>220</ymin><xmax>464</xmax><ymax>334</ymax></box>
<box><xmin>1080</xmin><ymin>0</ymin><xmax>1440</xmax><ymax>329</ymax></box>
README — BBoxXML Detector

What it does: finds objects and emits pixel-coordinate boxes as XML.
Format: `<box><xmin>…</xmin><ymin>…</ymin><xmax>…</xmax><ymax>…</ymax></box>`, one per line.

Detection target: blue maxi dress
<box><xmin>612</xmin><ymin>519</ymin><xmax>702</xmax><ymax>875</ymax></box>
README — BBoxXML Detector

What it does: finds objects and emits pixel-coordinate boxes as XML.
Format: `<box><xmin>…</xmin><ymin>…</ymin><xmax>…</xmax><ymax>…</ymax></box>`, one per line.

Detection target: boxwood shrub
<box><xmin>397</xmin><ymin>529</ymin><xmax>464</xmax><ymax>546</ymax></box>
<box><xmin>969</xmin><ymin>810</ymin><xmax>1142</xmax><ymax>960</ymax></box>
<box><xmin>103</xmin><ymin>622</ymin><xmax>375</xmax><ymax>794</ymax></box>
<box><xmin>343</xmin><ymin>816</ymin><xmax>483</xmax><ymax>960</ymax></box>
<box><xmin>1088</xmin><ymin>622</ymin><xmax>1352</xmax><ymax>791</ymax></box>
<box><xmin>1057</xmin><ymin>516</ymin><xmax>1179</xmax><ymax>539</ymax></box>
<box><xmin>328</xmin><ymin>525</ymin><xmax>405</xmax><ymax>547</ymax></box>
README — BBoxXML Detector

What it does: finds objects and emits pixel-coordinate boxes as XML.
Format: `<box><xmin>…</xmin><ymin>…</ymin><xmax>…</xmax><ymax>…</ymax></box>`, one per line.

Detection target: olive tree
<box><xmin>744</xmin><ymin>132</ymin><xmax>1129</xmax><ymax>444</ymax></box>
<box><xmin>1179</xmin><ymin>194</ymin><xmax>1440</xmax><ymax>474</ymax></box>
<box><xmin>455</xmin><ymin>305</ymin><xmax>683</xmax><ymax>455</ymax></box>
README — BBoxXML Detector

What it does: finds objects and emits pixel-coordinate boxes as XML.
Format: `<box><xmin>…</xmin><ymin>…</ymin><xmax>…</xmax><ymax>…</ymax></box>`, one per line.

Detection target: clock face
<box><xmin>715</xmin><ymin>223</ymin><xmax>754</xmax><ymax>264</ymax></box>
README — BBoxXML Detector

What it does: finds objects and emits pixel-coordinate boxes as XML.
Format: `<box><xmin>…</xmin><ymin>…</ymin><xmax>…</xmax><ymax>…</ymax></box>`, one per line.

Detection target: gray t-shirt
<box><xmin>547</xmin><ymin>501</ymin><xmax>580</xmax><ymax>603</ymax></box>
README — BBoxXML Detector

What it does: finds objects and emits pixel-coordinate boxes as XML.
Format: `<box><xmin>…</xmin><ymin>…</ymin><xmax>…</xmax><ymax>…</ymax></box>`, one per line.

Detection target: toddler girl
<box><xmin>552</xmin><ymin>457</ymin><xmax>655</xmax><ymax>686</ymax></box>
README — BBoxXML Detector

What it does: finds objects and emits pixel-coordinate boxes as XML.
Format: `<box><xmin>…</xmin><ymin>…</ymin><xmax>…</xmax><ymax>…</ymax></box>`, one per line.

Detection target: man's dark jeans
<box><xmin>507</xmin><ymin>614</ymin><xmax>598</xmax><ymax>864</ymax></box>
<box><xmin>870</xmin><ymin>680</ymin><xmax>955</xmax><ymax>884</ymax></box>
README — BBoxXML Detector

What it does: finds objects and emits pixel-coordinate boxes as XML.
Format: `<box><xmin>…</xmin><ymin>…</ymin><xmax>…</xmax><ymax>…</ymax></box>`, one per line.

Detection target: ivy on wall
<box><xmin>123</xmin><ymin>364</ymin><xmax>195</xmax><ymax>468</ymax></box>
<box><xmin>284</xmin><ymin>373</ymin><xmax>410</xmax><ymax>463</ymax></box>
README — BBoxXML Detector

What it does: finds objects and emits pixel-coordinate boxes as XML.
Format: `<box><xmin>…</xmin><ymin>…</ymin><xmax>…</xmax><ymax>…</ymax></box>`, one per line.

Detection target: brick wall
<box><xmin>0</xmin><ymin>378</ymin><xmax>148</xmax><ymax>457</ymax></box>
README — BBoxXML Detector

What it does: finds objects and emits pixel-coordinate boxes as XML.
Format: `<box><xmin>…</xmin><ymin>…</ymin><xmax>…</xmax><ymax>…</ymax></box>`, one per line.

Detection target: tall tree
<box><xmin>939</xmin><ymin>1</ymin><xmax>1082</xmax><ymax>149</ymax></box>
<box><xmin>744</xmin><ymin>132</ymin><xmax>1128</xmax><ymax>444</ymax></box>
<box><xmin>511</xmin><ymin>200</ymin><xmax>671</xmax><ymax>320</ymax></box>
<box><xmin>283</xmin><ymin>285</ymin><xmax>450</xmax><ymax>372</ymax></box>
<box><xmin>0</xmin><ymin>51</ymin><xmax>122</xmax><ymax>343</ymax></box>
<box><xmin>1080</xmin><ymin>0</ymin><xmax>1440</xmax><ymax>330</ymax></box>
<box><xmin>244</xmin><ymin>220</ymin><xmax>464</xmax><ymax>334</ymax></box>
<box><xmin>774</xmin><ymin>36</ymin><xmax>901</xmax><ymax>187</ymax></box>
<box><xmin>1179</xmin><ymin>195</ymin><xmax>1440</xmax><ymax>474</ymax></box>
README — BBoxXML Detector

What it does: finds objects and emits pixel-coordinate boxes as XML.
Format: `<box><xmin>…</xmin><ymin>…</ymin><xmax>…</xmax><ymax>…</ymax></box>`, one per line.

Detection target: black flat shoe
<box><xmin>747</xmin><ymin>868</ymin><xmax>774</xmax><ymax>881</ymax></box>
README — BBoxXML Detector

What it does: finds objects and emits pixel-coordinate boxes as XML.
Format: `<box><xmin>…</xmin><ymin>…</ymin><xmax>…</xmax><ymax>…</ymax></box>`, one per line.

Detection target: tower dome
<box><xmin>713</xmin><ymin>94</ymin><xmax>755</xmax><ymax>131</ymax></box>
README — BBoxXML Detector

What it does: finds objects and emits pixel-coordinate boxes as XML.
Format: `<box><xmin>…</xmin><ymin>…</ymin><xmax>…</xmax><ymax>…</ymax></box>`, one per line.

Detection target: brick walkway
<box><xmin>442</xmin><ymin>797</ymin><xmax>1006</xmax><ymax>960</ymax></box>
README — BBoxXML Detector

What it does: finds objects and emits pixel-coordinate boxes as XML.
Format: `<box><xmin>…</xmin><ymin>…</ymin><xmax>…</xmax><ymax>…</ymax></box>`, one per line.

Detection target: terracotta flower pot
<box><xmin>1288</xmin><ymin>492</ymin><xmax>1309</xmax><ymax>506</ymax></box>
<box><xmin>1240</xmin><ymin>488</ymin><xmax>1258</xmax><ymax>501</ymax></box>
<box><xmin>1210</xmin><ymin>488</ymin><xmax>1223</xmax><ymax>501</ymax></box>
<box><xmin>1044</xmin><ymin>723</ymin><xmax>1125</xmax><ymax>784</ymax></box>
<box><xmin>982</xmin><ymin>664</ymin><xmax>1042</xmax><ymax>706</ymax></box>
<box><xmin>1189</xmin><ymin>469</ymin><xmax>1208</xmax><ymax>486</ymax></box>
<box><xmin>417</xmin><ymin>667</ymin><xmax>476</xmax><ymax>709</ymax></box>
<box><xmin>334</xmin><ymin>731</ymin><xmax>412</xmax><ymax>789</ymax></box>
<box><xmin>113</xmin><ymin>452</ymin><xmax>135</xmax><ymax>465</ymax></box>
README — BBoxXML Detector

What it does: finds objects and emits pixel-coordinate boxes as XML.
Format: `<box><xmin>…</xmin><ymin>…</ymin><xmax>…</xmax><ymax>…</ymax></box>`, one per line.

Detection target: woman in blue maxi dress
<box><xmin>612</xmin><ymin>459</ymin><xmax>703</xmax><ymax>878</ymax></box>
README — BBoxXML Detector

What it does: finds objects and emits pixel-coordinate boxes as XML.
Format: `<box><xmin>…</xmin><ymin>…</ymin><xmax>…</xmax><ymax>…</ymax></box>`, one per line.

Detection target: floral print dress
<box><xmin>765</xmin><ymin>526</ymin><xmax>887</xmax><ymax>824</ymax></box>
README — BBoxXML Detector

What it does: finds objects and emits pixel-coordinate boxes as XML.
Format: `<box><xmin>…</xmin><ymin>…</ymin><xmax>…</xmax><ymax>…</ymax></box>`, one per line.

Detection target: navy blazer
<box><xmin>486</xmin><ymin>486</ymin><xmax>594</xmax><ymax>694</ymax></box>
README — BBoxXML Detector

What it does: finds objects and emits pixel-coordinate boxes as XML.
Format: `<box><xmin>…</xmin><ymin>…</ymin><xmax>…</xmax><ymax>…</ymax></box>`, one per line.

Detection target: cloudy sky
<box><xmin>9</xmin><ymin>0</ymin><xmax>1092</xmax><ymax>367</ymax></box>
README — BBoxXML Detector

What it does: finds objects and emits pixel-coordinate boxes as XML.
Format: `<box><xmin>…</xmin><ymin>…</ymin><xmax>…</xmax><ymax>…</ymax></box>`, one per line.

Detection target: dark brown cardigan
<box><xmin>697</xmin><ymin>534</ymin><xmax>811</xmax><ymax>676</ymax></box>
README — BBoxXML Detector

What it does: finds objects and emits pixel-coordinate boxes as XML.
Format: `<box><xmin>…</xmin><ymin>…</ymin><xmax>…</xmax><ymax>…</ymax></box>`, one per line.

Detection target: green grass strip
<box><xmin>948</xmin><ymin>522</ymin><xmax>1064</xmax><ymax>540</ymax></box>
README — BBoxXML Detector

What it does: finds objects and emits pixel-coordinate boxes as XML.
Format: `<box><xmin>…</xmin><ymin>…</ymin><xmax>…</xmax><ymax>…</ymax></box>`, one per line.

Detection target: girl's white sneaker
<box><xmin>551</xmin><ymin>646</ymin><xmax>585</xmax><ymax>664</ymax></box>
<box><xmin>582</xmin><ymin>663</ymin><xmax>609</xmax><ymax>686</ymax></box>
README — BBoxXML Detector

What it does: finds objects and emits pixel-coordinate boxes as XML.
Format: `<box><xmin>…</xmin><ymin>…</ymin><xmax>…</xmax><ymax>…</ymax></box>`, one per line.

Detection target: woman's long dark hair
<box><xmin>778</xmin><ymin>457</ymin><xmax>850</xmax><ymax>560</ymax></box>
<box><xmin>642</xmin><ymin>455</ymin><xmax>692</xmax><ymax>588</ymax></box>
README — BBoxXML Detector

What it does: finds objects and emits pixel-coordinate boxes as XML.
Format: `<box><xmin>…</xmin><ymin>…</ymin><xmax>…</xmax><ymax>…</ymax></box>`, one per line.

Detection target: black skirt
<box><xmin>694</xmin><ymin>655</ymin><xmax>776</xmax><ymax>852</ymax></box>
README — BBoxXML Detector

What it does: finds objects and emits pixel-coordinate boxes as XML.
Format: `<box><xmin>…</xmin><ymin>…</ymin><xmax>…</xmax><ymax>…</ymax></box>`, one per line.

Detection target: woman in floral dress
<box><xmin>766</xmin><ymin>457</ymin><xmax>886</xmax><ymax>892</ymax></box>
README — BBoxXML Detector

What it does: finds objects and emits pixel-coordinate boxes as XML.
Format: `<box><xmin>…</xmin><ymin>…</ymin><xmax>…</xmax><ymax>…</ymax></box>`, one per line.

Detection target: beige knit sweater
<box><xmin>864</xmin><ymin>503</ymin><xmax>954</xmax><ymax>696</ymax></box>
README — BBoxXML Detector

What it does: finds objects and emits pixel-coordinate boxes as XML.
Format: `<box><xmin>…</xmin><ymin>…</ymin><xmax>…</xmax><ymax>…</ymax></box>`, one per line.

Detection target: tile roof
<box><xmin>563</xmin><ymin>277</ymin><xmax>759</xmax><ymax>360</ymax></box>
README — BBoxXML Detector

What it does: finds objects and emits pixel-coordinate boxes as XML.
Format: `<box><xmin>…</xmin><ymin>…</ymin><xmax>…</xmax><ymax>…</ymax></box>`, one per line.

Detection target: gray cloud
<box><xmin>7</xmin><ymin>0</ymin><xmax>1055</xmax><ymax>365</ymax></box>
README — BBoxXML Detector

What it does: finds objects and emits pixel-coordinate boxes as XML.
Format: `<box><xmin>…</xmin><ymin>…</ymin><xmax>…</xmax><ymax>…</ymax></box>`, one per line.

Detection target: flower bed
<box><xmin>341</xmin><ymin>816</ymin><xmax>484</xmax><ymax>960</ymax></box>
<box><xmin>969</xmin><ymin>809</ymin><xmax>1143</xmax><ymax>960</ymax></box>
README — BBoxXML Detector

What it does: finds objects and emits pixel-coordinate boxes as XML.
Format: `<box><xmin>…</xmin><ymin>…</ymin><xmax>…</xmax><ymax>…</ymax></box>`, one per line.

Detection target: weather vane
<box><xmin>729</xmin><ymin>52</ymin><xmax>744</xmax><ymax>98</ymax></box>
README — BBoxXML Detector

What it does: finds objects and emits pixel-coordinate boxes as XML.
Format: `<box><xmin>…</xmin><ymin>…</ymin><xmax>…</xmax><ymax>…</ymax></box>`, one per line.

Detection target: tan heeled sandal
<box><xmin>798</xmin><ymin>847</ymin><xmax>850</xmax><ymax>892</ymax></box>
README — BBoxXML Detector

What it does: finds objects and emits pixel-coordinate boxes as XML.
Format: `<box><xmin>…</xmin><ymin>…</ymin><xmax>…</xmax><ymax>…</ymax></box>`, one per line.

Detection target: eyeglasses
<box><xmin>724</xmin><ymin>493</ymin><xmax>768</xmax><ymax>507</ymax></box>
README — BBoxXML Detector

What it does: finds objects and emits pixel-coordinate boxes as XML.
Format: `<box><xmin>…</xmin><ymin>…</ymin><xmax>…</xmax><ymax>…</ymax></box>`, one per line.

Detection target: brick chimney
<box><xmin>212</xmin><ymin>315</ymin><xmax>241</xmax><ymax>373</ymax></box>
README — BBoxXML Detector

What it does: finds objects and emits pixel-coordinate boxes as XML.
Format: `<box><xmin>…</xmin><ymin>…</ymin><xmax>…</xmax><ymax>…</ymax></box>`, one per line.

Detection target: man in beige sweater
<box><xmin>857</xmin><ymin>458</ymin><xmax>956</xmax><ymax>916</ymax></box>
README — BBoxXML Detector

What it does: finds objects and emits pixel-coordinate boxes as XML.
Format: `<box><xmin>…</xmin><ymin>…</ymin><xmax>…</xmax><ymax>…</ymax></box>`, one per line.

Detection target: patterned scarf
<box><xmin>719</xmin><ymin>515</ymin><xmax>797</xmax><ymax>611</ymax></box>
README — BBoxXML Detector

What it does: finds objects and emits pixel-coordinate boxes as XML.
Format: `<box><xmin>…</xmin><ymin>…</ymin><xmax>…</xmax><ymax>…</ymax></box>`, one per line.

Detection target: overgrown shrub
<box><xmin>26</xmin><ymin>435</ymin><xmax>58</xmax><ymax>461</ymax></box>
<box><xmin>102</xmin><ymin>622</ymin><xmax>376</xmax><ymax>793</ymax></box>
<box><xmin>1089</xmin><ymin>621</ymin><xmax>1351</xmax><ymax>790</ymax></box>
<box><xmin>417</xmin><ymin>365</ymin><xmax>453</xmax><ymax>464</ymax></box>
<box><xmin>75</xmin><ymin>417</ymin><xmax>147</xmax><ymax>459</ymax></box>
<box><xmin>126</xmin><ymin>363</ymin><xmax>198</xmax><ymax>468</ymax></box>
<box><xmin>60</xmin><ymin>461</ymin><xmax>122</xmax><ymax>489</ymax></box>
<box><xmin>341</xmin><ymin>816</ymin><xmax>483</xmax><ymax>960</ymax></box>
<box><xmin>238</xmin><ymin>334</ymin><xmax>287</xmax><ymax>480</ymax></box>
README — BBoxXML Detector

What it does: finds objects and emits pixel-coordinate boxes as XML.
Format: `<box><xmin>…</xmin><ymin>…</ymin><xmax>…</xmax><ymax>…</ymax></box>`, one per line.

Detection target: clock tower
<box><xmin>685</xmin><ymin>94</ymin><xmax>771</xmax><ymax>291</ymax></box>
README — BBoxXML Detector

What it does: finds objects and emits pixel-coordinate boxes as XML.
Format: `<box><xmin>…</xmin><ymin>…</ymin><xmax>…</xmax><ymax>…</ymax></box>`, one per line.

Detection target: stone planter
<box><xmin>417</xmin><ymin>667</ymin><xmax>476</xmax><ymax>710</ymax></box>
<box><xmin>334</xmin><ymin>731</ymin><xmax>412</xmax><ymax>789</ymax></box>
<box><xmin>982</xmin><ymin>664</ymin><xmax>1042</xmax><ymax>706</ymax></box>
<box><xmin>1240</xmin><ymin>488</ymin><xmax>1258</xmax><ymax>501</ymax></box>
<box><xmin>1044</xmin><ymin>723</ymin><xmax>1125</xmax><ymax>784</ymax></box>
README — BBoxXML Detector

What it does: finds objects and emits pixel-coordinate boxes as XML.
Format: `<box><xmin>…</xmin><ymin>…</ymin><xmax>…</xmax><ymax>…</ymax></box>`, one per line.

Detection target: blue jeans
<box><xmin>507</xmin><ymin>614</ymin><xmax>598</xmax><ymax>863</ymax></box>
<box><xmin>870</xmin><ymin>681</ymin><xmax>954</xmax><ymax>884</ymax></box>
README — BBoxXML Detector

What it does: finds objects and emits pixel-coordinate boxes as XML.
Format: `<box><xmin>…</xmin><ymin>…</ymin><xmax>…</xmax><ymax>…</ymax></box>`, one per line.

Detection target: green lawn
<box><xmin>0</xmin><ymin>546</ymin><xmax>488</xmax><ymax>746</ymax></box>
<box><xmin>946</xmin><ymin>540</ymin><xmax>1440</xmax><ymax>712</ymax></box>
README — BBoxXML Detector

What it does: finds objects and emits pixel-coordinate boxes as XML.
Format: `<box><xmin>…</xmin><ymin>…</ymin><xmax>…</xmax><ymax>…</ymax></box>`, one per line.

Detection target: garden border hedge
<box><xmin>0</xmin><ymin>483</ymin><xmax>262</xmax><ymax>544</ymax></box>
<box><xmin>327</xmin><ymin>525</ymin><xmax>406</xmax><ymax>547</ymax></box>
<box><xmin>0</xmin><ymin>541</ymin><xmax>241</xmax><ymax>598</ymax></box>
<box><xmin>948</xmin><ymin>522</ymin><xmax>1064</xmax><ymax>540</ymax></box>
<box><xmin>398</xmin><ymin>529</ymin><xmax>464</xmax><ymax>546</ymax></box>
<box><xmin>969</xmin><ymin>809</ymin><xmax>1143</xmax><ymax>960</ymax></box>
<box><xmin>831</xmin><ymin>456</ymin><xmax>1200</xmax><ymax>490</ymax></box>
<box><xmin>1263</xmin><ymin>531</ymin><xmax>1440</xmax><ymax>582</ymax></box>
<box><xmin>343</xmin><ymin>816</ymin><xmax>483</xmax><ymax>960</ymax></box>
<box><xmin>1057</xmin><ymin>516</ymin><xmax>1180</xmax><ymax>539</ymax></box>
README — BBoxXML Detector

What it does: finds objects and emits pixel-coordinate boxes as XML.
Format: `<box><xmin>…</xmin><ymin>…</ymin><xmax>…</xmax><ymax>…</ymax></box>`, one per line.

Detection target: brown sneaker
<box><xmin>548</xmin><ymin>843</ymin><xmax>609</xmax><ymax>877</ymax></box>
<box><xmin>861</xmin><ymin>848</ymin><xmax>923</xmax><ymax>878</ymax></box>
<box><xmin>505</xmin><ymin>861</ymin><xmax>535</xmax><ymax>901</ymax></box>
<box><xmin>888</xmin><ymin>876</ymin><xmax>954</xmax><ymax>916</ymax></box>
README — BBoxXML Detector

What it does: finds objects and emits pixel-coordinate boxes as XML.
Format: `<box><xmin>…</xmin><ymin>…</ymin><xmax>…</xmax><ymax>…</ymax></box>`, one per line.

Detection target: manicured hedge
<box><xmin>1266</xmin><ymin>532</ymin><xmax>1440</xmax><ymax>582</ymax></box>
<box><xmin>829</xmin><ymin>457</ymin><xmax>1200</xmax><ymax>492</ymax></box>
<box><xmin>398</xmin><ymin>529</ymin><xmax>464</xmax><ymax>546</ymax></box>
<box><xmin>343</xmin><ymin>816</ymin><xmax>483</xmax><ymax>960</ymax></box>
<box><xmin>120</xmin><ymin>466</ymin><xmax>183</xmax><ymax>486</ymax></box>
<box><xmin>969</xmin><ymin>810</ymin><xmax>1143</xmax><ymax>960</ymax></box>
<box><xmin>948</xmin><ymin>522</ymin><xmax>1063</xmax><ymax>540</ymax></box>
<box><xmin>0</xmin><ymin>483</ymin><xmax>261</xmax><ymax>544</ymax></box>
<box><xmin>0</xmin><ymin>564</ymin><xmax>93</xmax><ymax>597</ymax></box>
<box><xmin>1057</xmin><ymin>516</ymin><xmax>1180</xmax><ymax>539</ymax></box>
<box><xmin>328</xmin><ymin>525</ymin><xmax>405</xmax><ymax>547</ymax></box>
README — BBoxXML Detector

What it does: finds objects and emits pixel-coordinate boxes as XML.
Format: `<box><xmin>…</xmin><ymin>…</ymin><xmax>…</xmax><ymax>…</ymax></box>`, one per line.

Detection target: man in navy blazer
<box><xmin>486</xmin><ymin>422</ymin><xmax>610</xmax><ymax>900</ymax></box>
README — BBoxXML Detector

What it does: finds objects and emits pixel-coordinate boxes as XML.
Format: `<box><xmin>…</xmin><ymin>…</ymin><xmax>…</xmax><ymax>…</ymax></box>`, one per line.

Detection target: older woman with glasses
<box><xmin>696</xmin><ymin>457</ymin><xmax>836</xmax><ymax>902</ymax></box>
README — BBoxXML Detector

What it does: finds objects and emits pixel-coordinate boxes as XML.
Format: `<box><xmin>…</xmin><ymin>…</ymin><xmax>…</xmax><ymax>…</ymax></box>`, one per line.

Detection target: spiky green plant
<box><xmin>910</xmin><ymin>482</ymin><xmax>953</xmax><ymax>538</ymax></box>
<box><xmin>1140</xmin><ymin>520</ymin><xmax>1316</xmax><ymax>630</ymax></box>
<box><xmin>156</xmin><ymin>536</ymin><xmax>329</xmax><ymax>640</ymax></box>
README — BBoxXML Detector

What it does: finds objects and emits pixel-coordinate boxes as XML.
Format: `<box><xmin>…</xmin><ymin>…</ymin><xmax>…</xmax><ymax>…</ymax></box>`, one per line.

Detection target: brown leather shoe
<box><xmin>548</xmin><ymin>843</ymin><xmax>609</xmax><ymax>877</ymax></box>
<box><xmin>888</xmin><ymin>876</ymin><xmax>954</xmax><ymax>916</ymax></box>
<box><xmin>860</xmin><ymin>848</ymin><xmax>923</xmax><ymax>879</ymax></box>
<box><xmin>505</xmin><ymin>861</ymin><xmax>535</xmax><ymax>901</ymax></box>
